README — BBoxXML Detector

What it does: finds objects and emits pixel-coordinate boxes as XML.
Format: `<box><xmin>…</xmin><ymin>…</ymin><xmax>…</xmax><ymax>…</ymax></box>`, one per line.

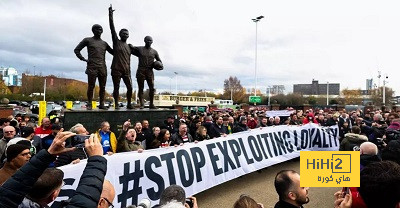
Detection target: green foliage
<box><xmin>307</xmin><ymin>96</ymin><xmax>317</xmax><ymax>105</ymax></box>
<box><xmin>329</xmin><ymin>99</ymin><xmax>339</xmax><ymax>105</ymax></box>
<box><xmin>0</xmin><ymin>94</ymin><xmax>37</xmax><ymax>101</ymax></box>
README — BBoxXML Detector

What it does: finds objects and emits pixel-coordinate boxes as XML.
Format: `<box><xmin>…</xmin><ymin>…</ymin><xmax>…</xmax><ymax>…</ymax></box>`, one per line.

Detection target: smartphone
<box><xmin>72</xmin><ymin>135</ymin><xmax>91</xmax><ymax>147</ymax></box>
<box><xmin>341</xmin><ymin>187</ymin><xmax>350</xmax><ymax>198</ymax></box>
<box><xmin>185</xmin><ymin>198</ymin><xmax>193</xmax><ymax>208</ymax></box>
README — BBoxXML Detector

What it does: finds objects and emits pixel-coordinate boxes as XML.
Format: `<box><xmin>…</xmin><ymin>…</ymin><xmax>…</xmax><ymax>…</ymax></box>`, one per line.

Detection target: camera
<box><xmin>185</xmin><ymin>198</ymin><xmax>194</xmax><ymax>208</ymax></box>
<box><xmin>71</xmin><ymin>135</ymin><xmax>90</xmax><ymax>147</ymax></box>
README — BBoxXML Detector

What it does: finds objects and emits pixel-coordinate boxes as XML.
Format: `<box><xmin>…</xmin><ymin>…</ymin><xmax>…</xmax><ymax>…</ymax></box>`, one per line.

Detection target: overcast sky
<box><xmin>0</xmin><ymin>0</ymin><xmax>398</xmax><ymax>96</ymax></box>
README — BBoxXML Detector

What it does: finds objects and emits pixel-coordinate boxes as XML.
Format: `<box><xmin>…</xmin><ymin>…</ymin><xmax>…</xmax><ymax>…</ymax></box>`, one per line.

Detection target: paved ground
<box><xmin>196</xmin><ymin>158</ymin><xmax>338</xmax><ymax>208</ymax></box>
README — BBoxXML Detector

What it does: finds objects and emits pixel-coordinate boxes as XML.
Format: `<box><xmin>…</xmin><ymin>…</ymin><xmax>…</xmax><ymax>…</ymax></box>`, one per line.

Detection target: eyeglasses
<box><xmin>4</xmin><ymin>131</ymin><xmax>14</xmax><ymax>134</ymax></box>
<box><xmin>102</xmin><ymin>197</ymin><xmax>114</xmax><ymax>208</ymax></box>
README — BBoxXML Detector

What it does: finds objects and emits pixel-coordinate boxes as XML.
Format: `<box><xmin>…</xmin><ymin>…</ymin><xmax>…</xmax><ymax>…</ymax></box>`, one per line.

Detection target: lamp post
<box><xmin>169</xmin><ymin>76</ymin><xmax>172</xmax><ymax>94</ymax></box>
<box><xmin>326</xmin><ymin>82</ymin><xmax>329</xmax><ymax>105</ymax></box>
<box><xmin>383</xmin><ymin>75</ymin><xmax>388</xmax><ymax>105</ymax></box>
<box><xmin>229</xmin><ymin>79</ymin><xmax>233</xmax><ymax>101</ymax></box>
<box><xmin>252</xmin><ymin>15</ymin><xmax>264</xmax><ymax>96</ymax></box>
<box><xmin>174</xmin><ymin>72</ymin><xmax>178</xmax><ymax>96</ymax></box>
<box><xmin>43</xmin><ymin>78</ymin><xmax>46</xmax><ymax>101</ymax></box>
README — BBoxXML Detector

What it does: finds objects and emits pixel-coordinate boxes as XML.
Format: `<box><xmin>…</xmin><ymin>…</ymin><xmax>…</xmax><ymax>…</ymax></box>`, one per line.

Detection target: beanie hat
<box><xmin>6</xmin><ymin>138</ymin><xmax>35</xmax><ymax>157</ymax></box>
<box><xmin>6</xmin><ymin>138</ymin><xmax>29</xmax><ymax>149</ymax></box>
<box><xmin>6</xmin><ymin>144</ymin><xmax>30</xmax><ymax>162</ymax></box>
<box><xmin>21</xmin><ymin>127</ymin><xmax>34</xmax><ymax>138</ymax></box>
<box><xmin>388</xmin><ymin>122</ymin><xmax>400</xmax><ymax>131</ymax></box>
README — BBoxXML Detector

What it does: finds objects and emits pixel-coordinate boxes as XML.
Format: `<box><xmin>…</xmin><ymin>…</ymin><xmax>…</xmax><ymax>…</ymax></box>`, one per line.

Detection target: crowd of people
<box><xmin>0</xmin><ymin>106</ymin><xmax>400</xmax><ymax>207</ymax></box>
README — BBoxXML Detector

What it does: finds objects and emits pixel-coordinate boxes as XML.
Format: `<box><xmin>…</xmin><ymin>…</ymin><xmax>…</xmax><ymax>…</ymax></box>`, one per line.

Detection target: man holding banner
<box><xmin>170</xmin><ymin>123</ymin><xmax>193</xmax><ymax>146</ymax></box>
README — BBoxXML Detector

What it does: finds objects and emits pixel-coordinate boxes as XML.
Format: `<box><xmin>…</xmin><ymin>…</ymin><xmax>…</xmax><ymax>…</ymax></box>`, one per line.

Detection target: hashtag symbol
<box><xmin>118</xmin><ymin>161</ymin><xmax>144</xmax><ymax>207</ymax></box>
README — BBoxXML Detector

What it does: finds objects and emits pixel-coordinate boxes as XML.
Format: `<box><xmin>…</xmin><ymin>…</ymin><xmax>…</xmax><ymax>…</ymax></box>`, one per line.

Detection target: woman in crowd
<box><xmin>289</xmin><ymin>114</ymin><xmax>302</xmax><ymax>125</ymax></box>
<box><xmin>152</xmin><ymin>129</ymin><xmax>171</xmax><ymax>148</ymax></box>
<box><xmin>195</xmin><ymin>126</ymin><xmax>210</xmax><ymax>141</ymax></box>
<box><xmin>153</xmin><ymin>126</ymin><xmax>161</xmax><ymax>138</ymax></box>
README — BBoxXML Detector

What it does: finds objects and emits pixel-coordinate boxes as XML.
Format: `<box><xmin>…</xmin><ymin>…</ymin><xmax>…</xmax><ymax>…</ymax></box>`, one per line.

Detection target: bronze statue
<box><xmin>131</xmin><ymin>36</ymin><xmax>162</xmax><ymax>109</ymax></box>
<box><xmin>74</xmin><ymin>24</ymin><xmax>113</xmax><ymax>110</ymax></box>
<box><xmin>108</xmin><ymin>5</ymin><xmax>133</xmax><ymax>109</ymax></box>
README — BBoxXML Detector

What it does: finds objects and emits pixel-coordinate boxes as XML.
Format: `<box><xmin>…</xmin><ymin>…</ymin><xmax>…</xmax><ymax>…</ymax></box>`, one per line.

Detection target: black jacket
<box><xmin>360</xmin><ymin>154</ymin><xmax>381</xmax><ymax>170</ymax></box>
<box><xmin>209</xmin><ymin>123</ymin><xmax>228</xmax><ymax>139</ymax></box>
<box><xmin>162</xmin><ymin>121</ymin><xmax>177</xmax><ymax>135</ymax></box>
<box><xmin>170</xmin><ymin>132</ymin><xmax>193</xmax><ymax>146</ymax></box>
<box><xmin>0</xmin><ymin>150</ymin><xmax>55</xmax><ymax>208</ymax></box>
<box><xmin>233</xmin><ymin>123</ymin><xmax>248</xmax><ymax>133</ymax></box>
<box><xmin>274</xmin><ymin>200</ymin><xmax>303</xmax><ymax>208</ymax></box>
<box><xmin>202</xmin><ymin>122</ymin><xmax>213</xmax><ymax>137</ymax></box>
<box><xmin>0</xmin><ymin>149</ymin><xmax>107</xmax><ymax>208</ymax></box>
<box><xmin>54</xmin><ymin>148</ymin><xmax>87</xmax><ymax>167</ymax></box>
<box><xmin>325</xmin><ymin>118</ymin><xmax>338</xmax><ymax>126</ymax></box>
<box><xmin>67</xmin><ymin>155</ymin><xmax>107</xmax><ymax>208</ymax></box>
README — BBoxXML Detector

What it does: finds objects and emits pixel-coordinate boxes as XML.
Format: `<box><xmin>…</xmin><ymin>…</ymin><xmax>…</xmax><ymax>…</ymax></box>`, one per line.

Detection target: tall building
<box><xmin>293</xmin><ymin>79</ymin><xmax>340</xmax><ymax>95</ymax></box>
<box><xmin>366</xmin><ymin>78</ymin><xmax>373</xmax><ymax>91</ymax></box>
<box><xmin>0</xmin><ymin>67</ymin><xmax>22</xmax><ymax>86</ymax></box>
<box><xmin>270</xmin><ymin>85</ymin><xmax>285</xmax><ymax>95</ymax></box>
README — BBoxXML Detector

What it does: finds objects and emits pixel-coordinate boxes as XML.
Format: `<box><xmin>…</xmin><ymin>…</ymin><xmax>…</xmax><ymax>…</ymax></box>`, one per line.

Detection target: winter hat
<box><xmin>6</xmin><ymin>144</ymin><xmax>30</xmax><ymax>162</ymax></box>
<box><xmin>6</xmin><ymin>138</ymin><xmax>35</xmax><ymax>156</ymax></box>
<box><xmin>21</xmin><ymin>127</ymin><xmax>34</xmax><ymax>138</ymax></box>
<box><xmin>6</xmin><ymin>138</ymin><xmax>29</xmax><ymax>149</ymax></box>
<box><xmin>388</xmin><ymin>122</ymin><xmax>400</xmax><ymax>131</ymax></box>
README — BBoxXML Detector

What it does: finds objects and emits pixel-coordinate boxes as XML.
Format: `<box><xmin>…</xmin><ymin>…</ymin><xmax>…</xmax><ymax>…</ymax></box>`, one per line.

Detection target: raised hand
<box><xmin>85</xmin><ymin>134</ymin><xmax>104</xmax><ymax>157</ymax></box>
<box><xmin>123</xmin><ymin>119</ymin><xmax>131</xmax><ymax>131</ymax></box>
<box><xmin>109</xmin><ymin>4</ymin><xmax>115</xmax><ymax>13</ymax></box>
<box><xmin>48</xmin><ymin>129</ymin><xmax>76</xmax><ymax>155</ymax></box>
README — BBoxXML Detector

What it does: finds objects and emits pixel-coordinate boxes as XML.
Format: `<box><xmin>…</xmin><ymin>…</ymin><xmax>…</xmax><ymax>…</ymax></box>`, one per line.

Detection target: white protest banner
<box><xmin>52</xmin><ymin>123</ymin><xmax>338</xmax><ymax>208</ymax></box>
<box><xmin>265</xmin><ymin>110</ymin><xmax>295</xmax><ymax>117</ymax></box>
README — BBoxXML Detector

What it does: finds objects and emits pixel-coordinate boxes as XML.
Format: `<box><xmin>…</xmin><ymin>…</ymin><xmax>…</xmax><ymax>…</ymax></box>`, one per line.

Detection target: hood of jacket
<box><xmin>344</xmin><ymin>133</ymin><xmax>368</xmax><ymax>143</ymax></box>
<box><xmin>19</xmin><ymin>197</ymin><xmax>48</xmax><ymax>208</ymax></box>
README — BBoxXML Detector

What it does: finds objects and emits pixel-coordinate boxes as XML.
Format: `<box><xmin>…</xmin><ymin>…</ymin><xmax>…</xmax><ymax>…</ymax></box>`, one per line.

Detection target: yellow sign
<box><xmin>66</xmin><ymin>101</ymin><xmax>73</xmax><ymax>110</ymax></box>
<box><xmin>38</xmin><ymin>101</ymin><xmax>47</xmax><ymax>126</ymax></box>
<box><xmin>92</xmin><ymin>101</ymin><xmax>97</xmax><ymax>109</ymax></box>
<box><xmin>300</xmin><ymin>151</ymin><xmax>360</xmax><ymax>187</ymax></box>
